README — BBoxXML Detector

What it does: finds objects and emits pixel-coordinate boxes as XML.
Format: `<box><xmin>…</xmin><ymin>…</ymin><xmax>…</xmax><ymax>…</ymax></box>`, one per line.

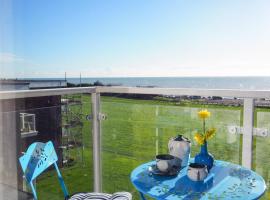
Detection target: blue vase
<box><xmin>194</xmin><ymin>142</ymin><xmax>214</xmax><ymax>171</ymax></box>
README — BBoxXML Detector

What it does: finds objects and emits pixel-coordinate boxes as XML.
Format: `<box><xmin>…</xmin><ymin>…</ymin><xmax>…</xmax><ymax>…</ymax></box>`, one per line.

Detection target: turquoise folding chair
<box><xmin>19</xmin><ymin>141</ymin><xmax>132</xmax><ymax>200</ymax></box>
<box><xmin>19</xmin><ymin>141</ymin><xmax>69</xmax><ymax>199</ymax></box>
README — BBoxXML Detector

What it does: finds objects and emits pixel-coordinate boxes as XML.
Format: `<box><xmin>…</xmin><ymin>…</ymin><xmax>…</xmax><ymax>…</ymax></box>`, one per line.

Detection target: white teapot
<box><xmin>168</xmin><ymin>135</ymin><xmax>191</xmax><ymax>167</ymax></box>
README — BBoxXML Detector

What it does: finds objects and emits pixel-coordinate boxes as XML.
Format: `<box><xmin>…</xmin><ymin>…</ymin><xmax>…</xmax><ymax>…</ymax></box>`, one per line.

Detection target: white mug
<box><xmin>156</xmin><ymin>154</ymin><xmax>175</xmax><ymax>172</ymax></box>
<box><xmin>187</xmin><ymin>163</ymin><xmax>208</xmax><ymax>181</ymax></box>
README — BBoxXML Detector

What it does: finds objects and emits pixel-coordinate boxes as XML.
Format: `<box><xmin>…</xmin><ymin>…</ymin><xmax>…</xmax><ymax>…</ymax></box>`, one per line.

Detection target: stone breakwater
<box><xmin>162</xmin><ymin>95</ymin><xmax>270</xmax><ymax>108</ymax></box>
<box><xmin>196</xmin><ymin>98</ymin><xmax>270</xmax><ymax>107</ymax></box>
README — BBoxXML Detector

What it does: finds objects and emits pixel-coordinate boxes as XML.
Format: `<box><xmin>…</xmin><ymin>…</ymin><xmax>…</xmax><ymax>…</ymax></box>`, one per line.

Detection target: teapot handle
<box><xmin>168</xmin><ymin>140</ymin><xmax>174</xmax><ymax>151</ymax></box>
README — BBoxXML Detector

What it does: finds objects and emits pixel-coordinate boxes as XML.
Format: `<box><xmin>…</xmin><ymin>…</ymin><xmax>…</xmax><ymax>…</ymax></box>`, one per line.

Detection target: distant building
<box><xmin>189</xmin><ymin>95</ymin><xmax>201</xmax><ymax>100</ymax></box>
<box><xmin>0</xmin><ymin>79</ymin><xmax>67</xmax><ymax>90</ymax></box>
<box><xmin>0</xmin><ymin>79</ymin><xmax>67</xmax><ymax>195</ymax></box>
<box><xmin>212</xmin><ymin>96</ymin><xmax>223</xmax><ymax>100</ymax></box>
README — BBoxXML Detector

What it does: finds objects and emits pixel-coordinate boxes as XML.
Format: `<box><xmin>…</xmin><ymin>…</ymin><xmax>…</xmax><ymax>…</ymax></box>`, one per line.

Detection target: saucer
<box><xmin>148</xmin><ymin>164</ymin><xmax>180</xmax><ymax>176</ymax></box>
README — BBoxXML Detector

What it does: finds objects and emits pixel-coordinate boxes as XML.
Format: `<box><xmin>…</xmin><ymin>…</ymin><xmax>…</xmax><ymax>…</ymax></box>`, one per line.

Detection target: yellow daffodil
<box><xmin>198</xmin><ymin>109</ymin><xmax>211</xmax><ymax>119</ymax></box>
<box><xmin>205</xmin><ymin>128</ymin><xmax>216</xmax><ymax>140</ymax></box>
<box><xmin>194</xmin><ymin>133</ymin><xmax>205</xmax><ymax>145</ymax></box>
<box><xmin>194</xmin><ymin>109</ymin><xmax>216</xmax><ymax>145</ymax></box>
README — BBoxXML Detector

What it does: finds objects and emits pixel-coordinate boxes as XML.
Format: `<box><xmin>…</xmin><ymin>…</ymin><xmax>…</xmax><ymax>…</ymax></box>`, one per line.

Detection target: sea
<box><xmin>24</xmin><ymin>77</ymin><xmax>270</xmax><ymax>90</ymax></box>
<box><xmin>64</xmin><ymin>77</ymin><xmax>270</xmax><ymax>90</ymax></box>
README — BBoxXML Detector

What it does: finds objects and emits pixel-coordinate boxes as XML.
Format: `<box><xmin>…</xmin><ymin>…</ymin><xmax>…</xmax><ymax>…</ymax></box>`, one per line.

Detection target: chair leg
<box><xmin>30</xmin><ymin>181</ymin><xmax>38</xmax><ymax>200</ymax></box>
<box><xmin>139</xmin><ymin>192</ymin><xmax>146</xmax><ymax>200</ymax></box>
<box><xmin>54</xmin><ymin>163</ymin><xmax>69</xmax><ymax>198</ymax></box>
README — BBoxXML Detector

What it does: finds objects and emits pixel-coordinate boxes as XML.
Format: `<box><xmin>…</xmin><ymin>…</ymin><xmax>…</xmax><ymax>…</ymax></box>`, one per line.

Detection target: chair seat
<box><xmin>68</xmin><ymin>192</ymin><xmax>132</xmax><ymax>200</ymax></box>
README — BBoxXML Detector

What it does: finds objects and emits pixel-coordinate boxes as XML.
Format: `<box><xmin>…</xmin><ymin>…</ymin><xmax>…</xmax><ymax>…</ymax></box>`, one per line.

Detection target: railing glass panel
<box><xmin>101</xmin><ymin>95</ymin><xmax>242</xmax><ymax>199</ymax></box>
<box><xmin>0</xmin><ymin>94</ymin><xmax>93</xmax><ymax>200</ymax></box>
<box><xmin>254</xmin><ymin>107</ymin><xmax>270</xmax><ymax>199</ymax></box>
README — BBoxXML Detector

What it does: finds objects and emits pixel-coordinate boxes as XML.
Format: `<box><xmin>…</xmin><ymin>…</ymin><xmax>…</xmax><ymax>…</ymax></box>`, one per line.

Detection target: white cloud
<box><xmin>0</xmin><ymin>52</ymin><xmax>43</xmax><ymax>78</ymax></box>
<box><xmin>0</xmin><ymin>53</ymin><xmax>25</xmax><ymax>63</ymax></box>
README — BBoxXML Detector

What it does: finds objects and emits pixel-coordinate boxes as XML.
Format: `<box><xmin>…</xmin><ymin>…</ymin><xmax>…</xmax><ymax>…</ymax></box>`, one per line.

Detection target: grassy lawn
<box><xmin>35</xmin><ymin>95</ymin><xmax>269</xmax><ymax>200</ymax></box>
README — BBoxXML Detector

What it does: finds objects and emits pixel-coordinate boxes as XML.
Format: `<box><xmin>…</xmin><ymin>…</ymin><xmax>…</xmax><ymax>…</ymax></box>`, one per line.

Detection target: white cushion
<box><xmin>69</xmin><ymin>193</ymin><xmax>112</xmax><ymax>200</ymax></box>
<box><xmin>110</xmin><ymin>192</ymin><xmax>132</xmax><ymax>200</ymax></box>
<box><xmin>69</xmin><ymin>192</ymin><xmax>132</xmax><ymax>200</ymax></box>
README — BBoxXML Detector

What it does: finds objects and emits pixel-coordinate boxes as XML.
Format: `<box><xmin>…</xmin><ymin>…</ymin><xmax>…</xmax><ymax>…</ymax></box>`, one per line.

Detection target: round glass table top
<box><xmin>130</xmin><ymin>160</ymin><xmax>266</xmax><ymax>200</ymax></box>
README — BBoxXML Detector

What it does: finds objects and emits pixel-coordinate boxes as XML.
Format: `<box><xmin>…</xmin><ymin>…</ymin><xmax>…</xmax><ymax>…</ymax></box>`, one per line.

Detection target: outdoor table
<box><xmin>130</xmin><ymin>160</ymin><xmax>266</xmax><ymax>200</ymax></box>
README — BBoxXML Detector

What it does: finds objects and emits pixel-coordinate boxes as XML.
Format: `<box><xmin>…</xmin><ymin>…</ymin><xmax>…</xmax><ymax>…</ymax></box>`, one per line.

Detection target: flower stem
<box><xmin>203</xmin><ymin>119</ymin><xmax>206</xmax><ymax>143</ymax></box>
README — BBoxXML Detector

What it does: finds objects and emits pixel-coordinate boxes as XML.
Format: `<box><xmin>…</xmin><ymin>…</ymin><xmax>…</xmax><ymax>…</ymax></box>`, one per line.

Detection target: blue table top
<box><xmin>130</xmin><ymin>160</ymin><xmax>266</xmax><ymax>200</ymax></box>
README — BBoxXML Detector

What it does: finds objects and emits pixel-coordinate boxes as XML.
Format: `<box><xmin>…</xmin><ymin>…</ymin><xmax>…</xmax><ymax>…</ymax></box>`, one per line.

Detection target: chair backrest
<box><xmin>19</xmin><ymin>141</ymin><xmax>69</xmax><ymax>200</ymax></box>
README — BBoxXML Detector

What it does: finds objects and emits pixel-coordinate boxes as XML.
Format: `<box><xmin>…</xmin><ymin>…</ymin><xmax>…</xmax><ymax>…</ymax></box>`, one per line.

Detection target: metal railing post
<box><xmin>92</xmin><ymin>93</ymin><xmax>102</xmax><ymax>192</ymax></box>
<box><xmin>242</xmin><ymin>98</ymin><xmax>254</xmax><ymax>169</ymax></box>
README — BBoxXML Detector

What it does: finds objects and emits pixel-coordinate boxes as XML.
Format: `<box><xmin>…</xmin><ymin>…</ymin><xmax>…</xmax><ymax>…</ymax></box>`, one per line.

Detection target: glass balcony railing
<box><xmin>0</xmin><ymin>87</ymin><xmax>269</xmax><ymax>199</ymax></box>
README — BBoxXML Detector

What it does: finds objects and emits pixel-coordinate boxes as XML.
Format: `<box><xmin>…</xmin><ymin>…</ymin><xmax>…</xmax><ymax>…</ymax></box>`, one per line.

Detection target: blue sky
<box><xmin>1</xmin><ymin>0</ymin><xmax>270</xmax><ymax>78</ymax></box>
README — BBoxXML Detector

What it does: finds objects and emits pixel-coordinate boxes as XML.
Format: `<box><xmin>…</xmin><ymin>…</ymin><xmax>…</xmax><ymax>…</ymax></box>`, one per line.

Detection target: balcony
<box><xmin>0</xmin><ymin>86</ymin><xmax>269</xmax><ymax>199</ymax></box>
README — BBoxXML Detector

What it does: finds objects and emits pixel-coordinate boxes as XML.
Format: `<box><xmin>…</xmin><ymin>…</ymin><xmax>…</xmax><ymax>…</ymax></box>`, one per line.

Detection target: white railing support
<box><xmin>242</xmin><ymin>98</ymin><xmax>254</xmax><ymax>169</ymax></box>
<box><xmin>97</xmin><ymin>86</ymin><xmax>270</xmax><ymax>99</ymax></box>
<box><xmin>0</xmin><ymin>87</ymin><xmax>96</xmax><ymax>100</ymax></box>
<box><xmin>91</xmin><ymin>93</ymin><xmax>102</xmax><ymax>192</ymax></box>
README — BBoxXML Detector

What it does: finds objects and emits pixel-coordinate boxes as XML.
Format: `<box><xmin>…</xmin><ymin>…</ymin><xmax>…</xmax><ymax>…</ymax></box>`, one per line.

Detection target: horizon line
<box><xmin>3</xmin><ymin>75</ymin><xmax>270</xmax><ymax>79</ymax></box>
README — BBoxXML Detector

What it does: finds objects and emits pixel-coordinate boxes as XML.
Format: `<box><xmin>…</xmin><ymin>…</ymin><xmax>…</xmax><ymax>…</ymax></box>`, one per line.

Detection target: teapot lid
<box><xmin>174</xmin><ymin>135</ymin><xmax>191</xmax><ymax>143</ymax></box>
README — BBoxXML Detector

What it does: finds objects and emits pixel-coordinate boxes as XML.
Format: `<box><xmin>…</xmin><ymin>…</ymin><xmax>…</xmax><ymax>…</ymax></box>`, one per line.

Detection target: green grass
<box><xmin>35</xmin><ymin>95</ymin><xmax>269</xmax><ymax>200</ymax></box>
